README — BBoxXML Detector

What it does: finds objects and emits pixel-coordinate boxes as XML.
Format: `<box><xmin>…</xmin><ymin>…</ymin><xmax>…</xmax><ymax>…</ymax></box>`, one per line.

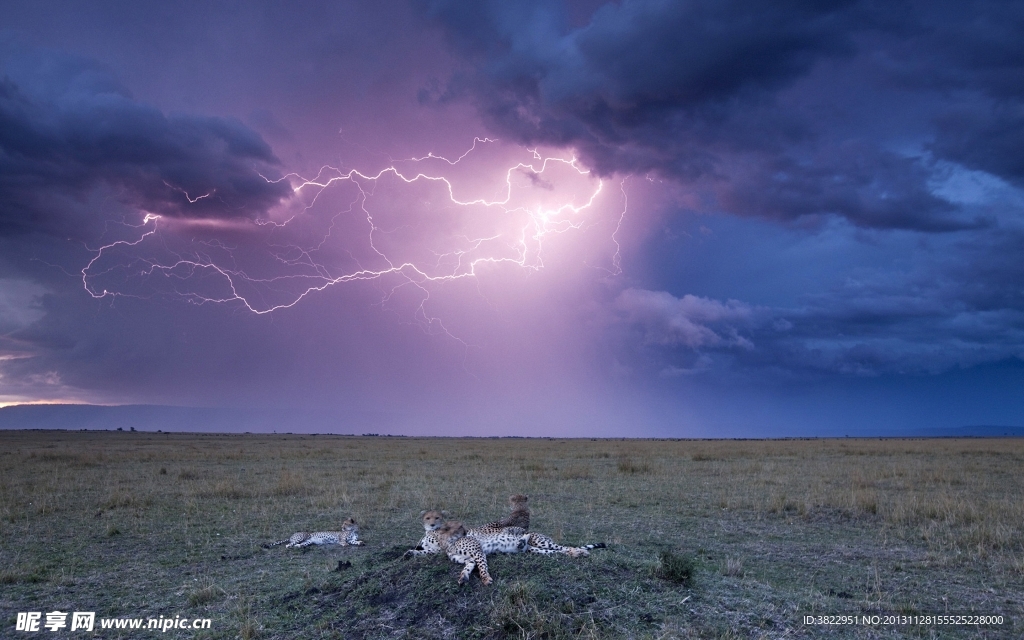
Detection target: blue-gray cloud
<box><xmin>615</xmin><ymin>225</ymin><xmax>1024</xmax><ymax>378</ymax></box>
<box><xmin>0</xmin><ymin>45</ymin><xmax>292</xmax><ymax>238</ymax></box>
<box><xmin>421</xmin><ymin>0</ymin><xmax>1024</xmax><ymax>232</ymax></box>
<box><xmin>424</xmin><ymin>0</ymin><xmax>854</xmax><ymax>167</ymax></box>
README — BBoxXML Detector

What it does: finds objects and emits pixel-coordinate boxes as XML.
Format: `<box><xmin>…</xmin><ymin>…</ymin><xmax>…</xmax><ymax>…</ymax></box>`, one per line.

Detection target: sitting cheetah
<box><xmin>263</xmin><ymin>518</ymin><xmax>363</xmax><ymax>549</ymax></box>
<box><xmin>482</xmin><ymin>494</ymin><xmax>605</xmax><ymax>557</ymax></box>
<box><xmin>435</xmin><ymin>521</ymin><xmax>493</xmax><ymax>586</ymax></box>
<box><xmin>484</xmin><ymin>494</ymin><xmax>530</xmax><ymax>529</ymax></box>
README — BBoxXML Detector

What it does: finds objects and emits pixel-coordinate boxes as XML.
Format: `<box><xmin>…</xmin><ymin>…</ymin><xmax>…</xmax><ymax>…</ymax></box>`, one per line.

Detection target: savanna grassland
<box><xmin>1</xmin><ymin>431</ymin><xmax>1022</xmax><ymax>639</ymax></box>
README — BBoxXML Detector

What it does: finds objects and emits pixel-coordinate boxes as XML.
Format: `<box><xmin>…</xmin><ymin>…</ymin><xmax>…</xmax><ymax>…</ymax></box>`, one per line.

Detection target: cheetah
<box><xmin>404</xmin><ymin>510</ymin><xmax>601</xmax><ymax>558</ymax></box>
<box><xmin>522</xmin><ymin>532</ymin><xmax>605</xmax><ymax>557</ymax></box>
<box><xmin>475</xmin><ymin>523</ymin><xmax>603</xmax><ymax>557</ymax></box>
<box><xmin>403</xmin><ymin>510</ymin><xmax>447</xmax><ymax>558</ymax></box>
<box><xmin>467</xmin><ymin>524</ymin><xmax>531</xmax><ymax>554</ymax></box>
<box><xmin>263</xmin><ymin>518</ymin><xmax>363</xmax><ymax>549</ymax></box>
<box><xmin>484</xmin><ymin>494</ymin><xmax>530</xmax><ymax>530</ymax></box>
<box><xmin>482</xmin><ymin>494</ymin><xmax>605</xmax><ymax>557</ymax></box>
<box><xmin>435</xmin><ymin>521</ymin><xmax>493</xmax><ymax>586</ymax></box>
<box><xmin>404</xmin><ymin>510</ymin><xmax>530</xmax><ymax>556</ymax></box>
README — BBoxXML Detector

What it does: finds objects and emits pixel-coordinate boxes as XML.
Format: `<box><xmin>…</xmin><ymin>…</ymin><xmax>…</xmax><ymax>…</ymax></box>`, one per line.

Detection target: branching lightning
<box><xmin>81</xmin><ymin>139</ymin><xmax>626</xmax><ymax>338</ymax></box>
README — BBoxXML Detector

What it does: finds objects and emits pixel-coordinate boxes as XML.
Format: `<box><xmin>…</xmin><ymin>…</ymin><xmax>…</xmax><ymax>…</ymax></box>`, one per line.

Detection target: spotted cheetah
<box><xmin>475</xmin><ymin>523</ymin><xmax>603</xmax><ymax>557</ymax></box>
<box><xmin>263</xmin><ymin>518</ymin><xmax>363</xmax><ymax>549</ymax></box>
<box><xmin>468</xmin><ymin>524</ymin><xmax>531</xmax><ymax>554</ymax></box>
<box><xmin>403</xmin><ymin>510</ymin><xmax>447</xmax><ymax>558</ymax></box>
<box><xmin>522</xmin><ymin>532</ymin><xmax>605</xmax><ymax>557</ymax></box>
<box><xmin>482</xmin><ymin>494</ymin><xmax>605</xmax><ymax>556</ymax></box>
<box><xmin>403</xmin><ymin>510</ymin><xmax>529</xmax><ymax>556</ymax></box>
<box><xmin>404</xmin><ymin>510</ymin><xmax>601</xmax><ymax>558</ymax></box>
<box><xmin>435</xmin><ymin>521</ymin><xmax>493</xmax><ymax>585</ymax></box>
<box><xmin>484</xmin><ymin>494</ymin><xmax>530</xmax><ymax>529</ymax></box>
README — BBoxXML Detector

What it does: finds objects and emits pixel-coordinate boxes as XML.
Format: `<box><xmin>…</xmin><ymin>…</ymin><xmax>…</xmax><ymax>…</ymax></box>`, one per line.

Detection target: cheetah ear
<box><xmin>441</xmin><ymin>510</ymin><xmax>450</xmax><ymax>518</ymax></box>
<box><xmin>419</xmin><ymin>510</ymin><xmax>427</xmax><ymax>517</ymax></box>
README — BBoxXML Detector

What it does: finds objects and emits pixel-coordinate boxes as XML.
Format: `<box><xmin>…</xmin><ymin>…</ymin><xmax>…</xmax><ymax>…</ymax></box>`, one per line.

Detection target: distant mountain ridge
<box><xmin>0</xmin><ymin>404</ymin><xmax>394</xmax><ymax>434</ymax></box>
<box><xmin>905</xmin><ymin>425</ymin><xmax>1024</xmax><ymax>438</ymax></box>
<box><xmin>0</xmin><ymin>403</ymin><xmax>1021</xmax><ymax>437</ymax></box>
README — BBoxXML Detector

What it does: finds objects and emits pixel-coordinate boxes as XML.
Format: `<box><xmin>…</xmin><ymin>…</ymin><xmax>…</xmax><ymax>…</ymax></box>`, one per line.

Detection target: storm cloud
<box><xmin>421</xmin><ymin>1</ymin><xmax>1024</xmax><ymax>232</ymax></box>
<box><xmin>1</xmin><ymin>1</ymin><xmax>1023</xmax><ymax>434</ymax></box>
<box><xmin>0</xmin><ymin>46</ymin><xmax>291</xmax><ymax>238</ymax></box>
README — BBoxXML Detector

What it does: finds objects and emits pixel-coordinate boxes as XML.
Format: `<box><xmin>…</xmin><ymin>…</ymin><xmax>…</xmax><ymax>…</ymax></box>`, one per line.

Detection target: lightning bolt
<box><xmin>81</xmin><ymin>139</ymin><xmax>627</xmax><ymax>341</ymax></box>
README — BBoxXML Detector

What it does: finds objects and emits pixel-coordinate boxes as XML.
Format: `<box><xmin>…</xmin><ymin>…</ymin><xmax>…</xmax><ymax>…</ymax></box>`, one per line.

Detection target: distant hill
<box><xmin>0</xmin><ymin>404</ymin><xmax>396</xmax><ymax>434</ymax></box>
<box><xmin>906</xmin><ymin>425</ymin><xmax>1024</xmax><ymax>438</ymax></box>
<box><xmin>1</xmin><ymin>403</ymin><xmax>1021</xmax><ymax>437</ymax></box>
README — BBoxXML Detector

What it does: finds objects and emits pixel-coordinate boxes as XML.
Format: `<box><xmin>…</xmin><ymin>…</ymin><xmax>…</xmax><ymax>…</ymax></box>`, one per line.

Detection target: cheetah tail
<box><xmin>262</xmin><ymin>540</ymin><xmax>288</xmax><ymax>549</ymax></box>
<box><xmin>582</xmin><ymin>542</ymin><xmax>607</xmax><ymax>550</ymax></box>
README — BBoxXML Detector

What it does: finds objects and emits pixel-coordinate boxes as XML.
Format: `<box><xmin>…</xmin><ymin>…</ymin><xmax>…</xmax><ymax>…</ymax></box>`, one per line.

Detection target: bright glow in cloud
<box><xmin>80</xmin><ymin>139</ymin><xmax>625</xmax><ymax>341</ymax></box>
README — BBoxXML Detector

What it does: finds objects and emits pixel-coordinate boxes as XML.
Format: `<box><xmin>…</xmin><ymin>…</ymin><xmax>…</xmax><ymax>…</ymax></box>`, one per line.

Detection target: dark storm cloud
<box><xmin>423</xmin><ymin>0</ymin><xmax>855</xmax><ymax>165</ymax></box>
<box><xmin>616</xmin><ymin>226</ymin><xmax>1024</xmax><ymax>378</ymax></box>
<box><xmin>420</xmin><ymin>0</ymin><xmax>1024</xmax><ymax>231</ymax></box>
<box><xmin>900</xmin><ymin>3</ymin><xmax>1024</xmax><ymax>187</ymax></box>
<box><xmin>932</xmin><ymin>104</ymin><xmax>1024</xmax><ymax>188</ymax></box>
<box><xmin>0</xmin><ymin>46</ymin><xmax>291</xmax><ymax>238</ymax></box>
<box><xmin>716</xmin><ymin>144</ymin><xmax>987</xmax><ymax>232</ymax></box>
<box><xmin>885</xmin><ymin>1</ymin><xmax>1024</xmax><ymax>99</ymax></box>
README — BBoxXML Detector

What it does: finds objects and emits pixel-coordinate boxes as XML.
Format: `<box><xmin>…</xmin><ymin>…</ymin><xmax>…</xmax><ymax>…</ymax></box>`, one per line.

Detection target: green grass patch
<box><xmin>655</xmin><ymin>550</ymin><xmax>695</xmax><ymax>586</ymax></box>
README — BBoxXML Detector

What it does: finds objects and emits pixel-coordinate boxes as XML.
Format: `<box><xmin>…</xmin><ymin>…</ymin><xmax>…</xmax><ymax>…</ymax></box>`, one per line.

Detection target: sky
<box><xmin>1</xmin><ymin>0</ymin><xmax>1023</xmax><ymax>436</ymax></box>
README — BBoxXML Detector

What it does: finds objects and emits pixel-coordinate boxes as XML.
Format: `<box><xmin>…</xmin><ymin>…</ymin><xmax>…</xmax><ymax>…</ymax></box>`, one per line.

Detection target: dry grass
<box><xmin>187</xmin><ymin>579</ymin><xmax>225</xmax><ymax>607</ymax></box>
<box><xmin>616</xmin><ymin>455</ymin><xmax>652</xmax><ymax>474</ymax></box>
<box><xmin>722</xmin><ymin>557</ymin><xmax>744</xmax><ymax>578</ymax></box>
<box><xmin>0</xmin><ymin>431</ymin><xmax>1021</xmax><ymax>638</ymax></box>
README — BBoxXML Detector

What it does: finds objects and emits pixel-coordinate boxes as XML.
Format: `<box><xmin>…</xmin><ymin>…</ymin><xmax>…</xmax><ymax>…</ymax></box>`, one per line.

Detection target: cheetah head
<box><xmin>436</xmin><ymin>521</ymin><xmax>467</xmax><ymax>544</ymax></box>
<box><xmin>419</xmin><ymin>510</ymin><xmax>446</xmax><ymax>532</ymax></box>
<box><xmin>509</xmin><ymin>494</ymin><xmax>528</xmax><ymax>509</ymax></box>
<box><xmin>342</xmin><ymin>517</ymin><xmax>358</xmax><ymax>531</ymax></box>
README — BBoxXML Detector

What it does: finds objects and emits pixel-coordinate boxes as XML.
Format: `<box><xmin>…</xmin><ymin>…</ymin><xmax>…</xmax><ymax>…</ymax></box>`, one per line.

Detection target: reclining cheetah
<box><xmin>434</xmin><ymin>521</ymin><xmax>493</xmax><ymax>586</ymax></box>
<box><xmin>404</xmin><ymin>510</ymin><xmax>601</xmax><ymax>558</ymax></box>
<box><xmin>481</xmin><ymin>494</ymin><xmax>605</xmax><ymax>557</ymax></box>
<box><xmin>263</xmin><ymin>518</ymin><xmax>364</xmax><ymax>549</ymax></box>
<box><xmin>472</xmin><ymin>521</ymin><xmax>603</xmax><ymax>557</ymax></box>
<box><xmin>522</xmin><ymin>532</ymin><xmax>605</xmax><ymax>557</ymax></box>
<box><xmin>404</xmin><ymin>509</ymin><xmax>529</xmax><ymax>556</ymax></box>
<box><xmin>404</xmin><ymin>510</ymin><xmax>447</xmax><ymax>557</ymax></box>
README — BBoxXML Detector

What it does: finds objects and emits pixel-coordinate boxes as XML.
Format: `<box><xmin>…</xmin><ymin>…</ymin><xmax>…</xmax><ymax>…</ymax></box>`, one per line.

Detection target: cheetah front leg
<box><xmin>403</xmin><ymin>545</ymin><xmax>437</xmax><ymax>559</ymax></box>
<box><xmin>456</xmin><ymin>555</ymin><xmax>492</xmax><ymax>586</ymax></box>
<box><xmin>475</xmin><ymin>558</ymin><xmax>493</xmax><ymax>585</ymax></box>
<box><xmin>457</xmin><ymin>560</ymin><xmax>475</xmax><ymax>585</ymax></box>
